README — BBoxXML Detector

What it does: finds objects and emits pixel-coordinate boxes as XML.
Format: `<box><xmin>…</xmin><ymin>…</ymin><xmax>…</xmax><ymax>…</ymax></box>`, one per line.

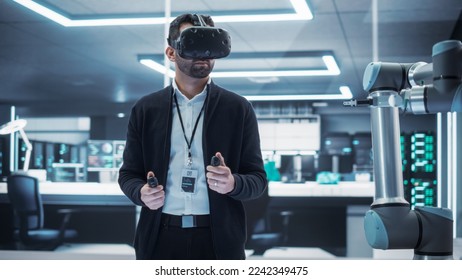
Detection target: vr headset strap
<box><xmin>193</xmin><ymin>14</ymin><xmax>207</xmax><ymax>27</ymax></box>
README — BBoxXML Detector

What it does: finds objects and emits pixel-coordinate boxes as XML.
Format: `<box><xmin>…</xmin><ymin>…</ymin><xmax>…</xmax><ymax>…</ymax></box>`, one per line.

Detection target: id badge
<box><xmin>181</xmin><ymin>169</ymin><xmax>198</xmax><ymax>193</ymax></box>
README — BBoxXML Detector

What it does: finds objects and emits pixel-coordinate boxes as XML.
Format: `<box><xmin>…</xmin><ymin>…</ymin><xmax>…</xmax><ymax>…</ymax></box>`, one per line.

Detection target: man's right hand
<box><xmin>140</xmin><ymin>171</ymin><xmax>165</xmax><ymax>210</ymax></box>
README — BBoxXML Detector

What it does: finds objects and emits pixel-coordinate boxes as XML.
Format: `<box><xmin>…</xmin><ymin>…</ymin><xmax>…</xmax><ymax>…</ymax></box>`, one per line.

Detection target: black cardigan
<box><xmin>118</xmin><ymin>82</ymin><xmax>268</xmax><ymax>259</ymax></box>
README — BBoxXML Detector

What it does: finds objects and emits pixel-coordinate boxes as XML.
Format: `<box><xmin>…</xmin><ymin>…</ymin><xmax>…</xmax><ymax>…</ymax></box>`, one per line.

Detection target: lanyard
<box><xmin>173</xmin><ymin>86</ymin><xmax>209</xmax><ymax>167</ymax></box>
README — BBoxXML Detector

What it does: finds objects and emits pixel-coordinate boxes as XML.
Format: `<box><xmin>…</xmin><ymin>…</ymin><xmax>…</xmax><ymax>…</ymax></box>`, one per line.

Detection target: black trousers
<box><xmin>151</xmin><ymin>221</ymin><xmax>216</xmax><ymax>260</ymax></box>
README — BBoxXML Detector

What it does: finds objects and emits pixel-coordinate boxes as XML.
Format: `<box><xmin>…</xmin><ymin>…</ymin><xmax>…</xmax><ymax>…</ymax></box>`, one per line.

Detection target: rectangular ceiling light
<box><xmin>138</xmin><ymin>52</ymin><xmax>341</xmax><ymax>78</ymax></box>
<box><xmin>243</xmin><ymin>86</ymin><xmax>353</xmax><ymax>101</ymax></box>
<box><xmin>139</xmin><ymin>59</ymin><xmax>176</xmax><ymax>78</ymax></box>
<box><xmin>13</xmin><ymin>0</ymin><xmax>313</xmax><ymax>27</ymax></box>
<box><xmin>211</xmin><ymin>56</ymin><xmax>340</xmax><ymax>77</ymax></box>
<box><xmin>138</xmin><ymin>52</ymin><xmax>353</xmax><ymax>101</ymax></box>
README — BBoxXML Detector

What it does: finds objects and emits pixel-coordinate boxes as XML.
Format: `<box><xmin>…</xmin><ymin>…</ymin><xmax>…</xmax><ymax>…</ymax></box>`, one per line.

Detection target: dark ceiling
<box><xmin>0</xmin><ymin>0</ymin><xmax>461</xmax><ymax>118</ymax></box>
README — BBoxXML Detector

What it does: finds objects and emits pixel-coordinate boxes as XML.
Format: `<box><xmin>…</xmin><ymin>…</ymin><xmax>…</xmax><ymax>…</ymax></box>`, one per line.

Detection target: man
<box><xmin>118</xmin><ymin>13</ymin><xmax>267</xmax><ymax>260</ymax></box>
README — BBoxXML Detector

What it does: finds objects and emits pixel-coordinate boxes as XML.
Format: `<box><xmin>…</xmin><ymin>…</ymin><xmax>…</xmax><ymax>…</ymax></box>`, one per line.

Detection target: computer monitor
<box><xmin>279</xmin><ymin>155</ymin><xmax>294</xmax><ymax>177</ymax></box>
<box><xmin>45</xmin><ymin>142</ymin><xmax>55</xmax><ymax>177</ymax></box>
<box><xmin>87</xmin><ymin>140</ymin><xmax>125</xmax><ymax>171</ymax></box>
<box><xmin>317</xmin><ymin>154</ymin><xmax>333</xmax><ymax>172</ymax></box>
<box><xmin>352</xmin><ymin>132</ymin><xmax>373</xmax><ymax>166</ymax></box>
<box><xmin>317</xmin><ymin>154</ymin><xmax>353</xmax><ymax>174</ymax></box>
<box><xmin>352</xmin><ymin>132</ymin><xmax>372</xmax><ymax>149</ymax></box>
<box><xmin>323</xmin><ymin>133</ymin><xmax>352</xmax><ymax>155</ymax></box>
<box><xmin>278</xmin><ymin>154</ymin><xmax>316</xmax><ymax>182</ymax></box>
<box><xmin>301</xmin><ymin>155</ymin><xmax>316</xmax><ymax>181</ymax></box>
<box><xmin>31</xmin><ymin>141</ymin><xmax>45</xmax><ymax>169</ymax></box>
<box><xmin>51</xmin><ymin>163</ymin><xmax>85</xmax><ymax>182</ymax></box>
<box><xmin>338</xmin><ymin>154</ymin><xmax>354</xmax><ymax>173</ymax></box>
<box><xmin>55</xmin><ymin>143</ymin><xmax>71</xmax><ymax>163</ymax></box>
<box><xmin>18</xmin><ymin>138</ymin><xmax>29</xmax><ymax>170</ymax></box>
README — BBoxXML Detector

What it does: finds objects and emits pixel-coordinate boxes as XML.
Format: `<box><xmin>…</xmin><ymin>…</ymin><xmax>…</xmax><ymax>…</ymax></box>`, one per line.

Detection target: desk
<box><xmin>248</xmin><ymin>247</ymin><xmax>336</xmax><ymax>259</ymax></box>
<box><xmin>0</xmin><ymin>182</ymin><xmax>131</xmax><ymax>205</ymax></box>
<box><xmin>0</xmin><ymin>182</ymin><xmax>136</xmax><ymax>246</ymax></box>
<box><xmin>0</xmin><ymin>181</ymin><xmax>374</xmax><ymax>203</ymax></box>
<box><xmin>265</xmin><ymin>181</ymin><xmax>374</xmax><ymax>257</ymax></box>
<box><xmin>268</xmin><ymin>181</ymin><xmax>374</xmax><ymax>197</ymax></box>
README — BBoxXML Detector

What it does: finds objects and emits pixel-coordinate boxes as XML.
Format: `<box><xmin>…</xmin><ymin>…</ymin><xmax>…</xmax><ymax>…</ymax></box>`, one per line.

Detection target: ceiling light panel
<box><xmin>137</xmin><ymin>49</ymin><xmax>349</xmax><ymax>101</ymax></box>
<box><xmin>45</xmin><ymin>0</ymin><xmax>165</xmax><ymax>15</ymax></box>
<box><xmin>44</xmin><ymin>0</ymin><xmax>296</xmax><ymax>15</ymax></box>
<box><xmin>217</xmin><ymin>56</ymin><xmax>329</xmax><ymax>71</ymax></box>
<box><xmin>211</xmin><ymin>57</ymin><xmax>331</xmax><ymax>73</ymax></box>
<box><xmin>243</xmin><ymin>86</ymin><xmax>353</xmax><ymax>101</ymax></box>
<box><xmin>138</xmin><ymin>51</ymin><xmax>340</xmax><ymax>78</ymax></box>
<box><xmin>13</xmin><ymin>0</ymin><xmax>312</xmax><ymax>27</ymax></box>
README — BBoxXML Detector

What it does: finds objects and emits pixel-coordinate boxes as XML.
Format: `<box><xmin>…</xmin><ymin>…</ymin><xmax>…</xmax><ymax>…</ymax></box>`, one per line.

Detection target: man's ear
<box><xmin>165</xmin><ymin>46</ymin><xmax>176</xmax><ymax>62</ymax></box>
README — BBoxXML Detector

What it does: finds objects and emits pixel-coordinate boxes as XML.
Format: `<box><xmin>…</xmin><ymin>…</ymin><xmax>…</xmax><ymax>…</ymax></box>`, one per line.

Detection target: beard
<box><xmin>176</xmin><ymin>55</ymin><xmax>215</xmax><ymax>78</ymax></box>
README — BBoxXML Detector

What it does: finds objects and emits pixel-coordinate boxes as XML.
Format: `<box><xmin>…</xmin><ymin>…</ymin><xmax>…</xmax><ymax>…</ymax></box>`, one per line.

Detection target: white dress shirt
<box><xmin>162</xmin><ymin>79</ymin><xmax>211</xmax><ymax>215</ymax></box>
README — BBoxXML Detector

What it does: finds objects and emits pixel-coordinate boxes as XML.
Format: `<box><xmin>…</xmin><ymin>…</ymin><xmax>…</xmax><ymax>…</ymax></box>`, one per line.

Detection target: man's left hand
<box><xmin>206</xmin><ymin>152</ymin><xmax>235</xmax><ymax>194</ymax></box>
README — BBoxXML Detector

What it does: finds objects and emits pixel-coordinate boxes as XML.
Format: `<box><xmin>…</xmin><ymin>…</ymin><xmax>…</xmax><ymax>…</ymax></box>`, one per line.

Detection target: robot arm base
<box><xmin>364</xmin><ymin>205</ymin><xmax>419</xmax><ymax>250</ymax></box>
<box><xmin>364</xmin><ymin>205</ymin><xmax>453</xmax><ymax>259</ymax></box>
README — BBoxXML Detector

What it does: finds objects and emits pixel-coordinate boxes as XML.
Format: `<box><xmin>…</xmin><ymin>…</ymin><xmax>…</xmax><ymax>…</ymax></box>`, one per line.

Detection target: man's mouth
<box><xmin>194</xmin><ymin>60</ymin><xmax>209</xmax><ymax>65</ymax></box>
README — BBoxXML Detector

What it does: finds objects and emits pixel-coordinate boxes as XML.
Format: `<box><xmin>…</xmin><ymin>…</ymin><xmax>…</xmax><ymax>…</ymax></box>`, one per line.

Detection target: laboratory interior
<box><xmin>0</xmin><ymin>0</ymin><xmax>461</xmax><ymax>260</ymax></box>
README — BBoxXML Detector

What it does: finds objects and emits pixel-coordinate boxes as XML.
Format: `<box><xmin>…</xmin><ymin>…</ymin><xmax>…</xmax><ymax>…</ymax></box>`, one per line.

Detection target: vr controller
<box><xmin>147</xmin><ymin>175</ymin><xmax>158</xmax><ymax>188</ymax></box>
<box><xmin>169</xmin><ymin>15</ymin><xmax>231</xmax><ymax>60</ymax></box>
<box><xmin>211</xmin><ymin>155</ymin><xmax>220</xmax><ymax>167</ymax></box>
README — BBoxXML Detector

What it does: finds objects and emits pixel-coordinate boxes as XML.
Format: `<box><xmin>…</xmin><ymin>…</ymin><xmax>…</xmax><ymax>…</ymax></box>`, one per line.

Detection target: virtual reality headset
<box><xmin>168</xmin><ymin>15</ymin><xmax>232</xmax><ymax>60</ymax></box>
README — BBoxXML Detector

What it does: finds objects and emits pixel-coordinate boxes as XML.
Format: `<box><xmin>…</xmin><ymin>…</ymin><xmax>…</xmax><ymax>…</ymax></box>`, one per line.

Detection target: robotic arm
<box><xmin>345</xmin><ymin>40</ymin><xmax>461</xmax><ymax>259</ymax></box>
<box><xmin>363</xmin><ymin>40</ymin><xmax>462</xmax><ymax>114</ymax></box>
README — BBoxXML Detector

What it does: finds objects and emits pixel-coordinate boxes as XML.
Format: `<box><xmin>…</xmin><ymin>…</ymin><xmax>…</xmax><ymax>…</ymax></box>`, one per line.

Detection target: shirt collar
<box><xmin>172</xmin><ymin>78</ymin><xmax>211</xmax><ymax>104</ymax></box>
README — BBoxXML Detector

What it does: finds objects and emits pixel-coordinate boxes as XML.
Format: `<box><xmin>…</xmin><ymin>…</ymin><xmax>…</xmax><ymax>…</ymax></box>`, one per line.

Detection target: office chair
<box><xmin>7</xmin><ymin>174</ymin><xmax>78</xmax><ymax>250</ymax></box>
<box><xmin>244</xmin><ymin>188</ymin><xmax>293</xmax><ymax>255</ymax></box>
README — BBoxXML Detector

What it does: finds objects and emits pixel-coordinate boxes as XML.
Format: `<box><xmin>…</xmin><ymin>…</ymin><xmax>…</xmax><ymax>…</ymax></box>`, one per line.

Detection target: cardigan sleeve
<box><xmin>118</xmin><ymin>104</ymin><xmax>147</xmax><ymax>206</ymax></box>
<box><xmin>226</xmin><ymin>101</ymin><xmax>268</xmax><ymax>201</ymax></box>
